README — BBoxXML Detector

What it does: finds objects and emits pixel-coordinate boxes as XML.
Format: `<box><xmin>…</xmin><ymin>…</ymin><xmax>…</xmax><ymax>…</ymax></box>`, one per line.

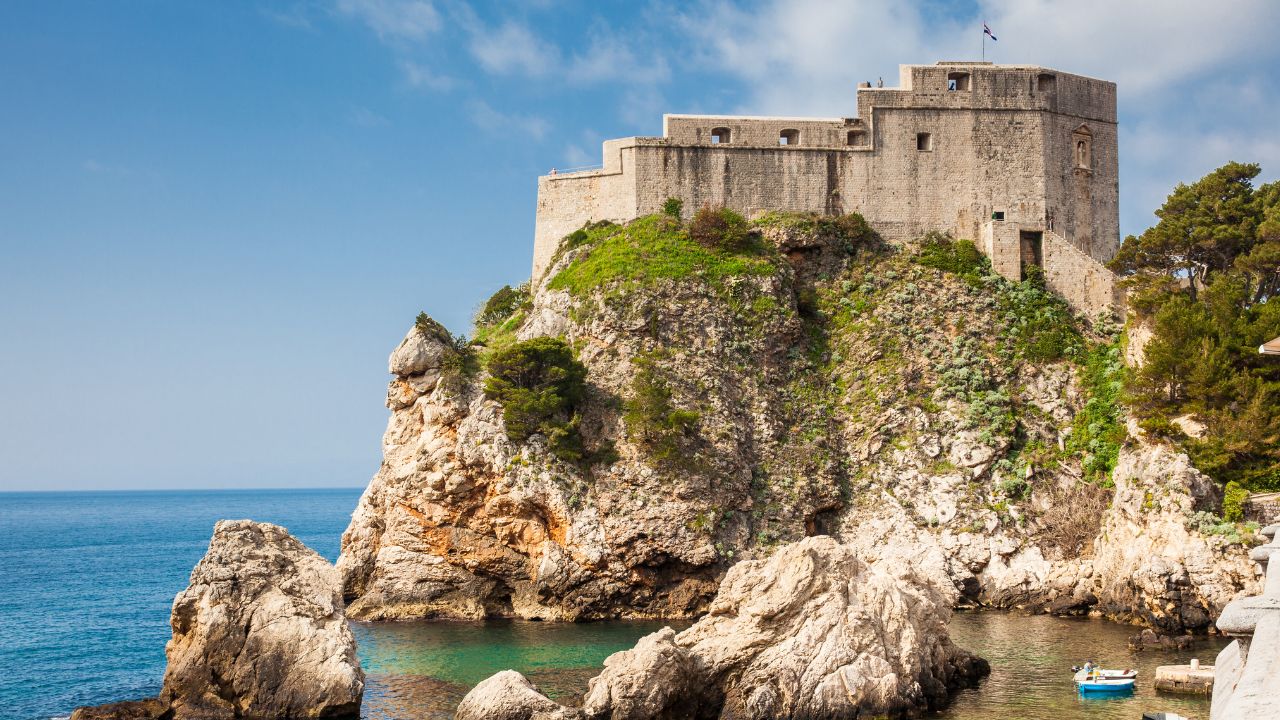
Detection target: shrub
<box><xmin>999</xmin><ymin>477</ymin><xmax>1031</xmax><ymax>500</ymax></box>
<box><xmin>1037</xmin><ymin>480</ymin><xmax>1112</xmax><ymax>559</ymax></box>
<box><xmin>914</xmin><ymin>231</ymin><xmax>988</xmax><ymax>285</ymax></box>
<box><xmin>623</xmin><ymin>353</ymin><xmax>700</xmax><ymax>465</ymax></box>
<box><xmin>1138</xmin><ymin>414</ymin><xmax>1183</xmax><ymax>439</ymax></box>
<box><xmin>483</xmin><ymin>337</ymin><xmax>588</xmax><ymax>462</ymax></box>
<box><xmin>475</xmin><ymin>283</ymin><xmax>531</xmax><ymax>328</ymax></box>
<box><xmin>415</xmin><ymin>311</ymin><xmax>452</xmax><ymax>342</ymax></box>
<box><xmin>824</xmin><ymin>213</ymin><xmax>875</xmax><ymax>244</ymax></box>
<box><xmin>558</xmin><ymin>220</ymin><xmax>618</xmax><ymax>256</ymax></box>
<box><xmin>662</xmin><ymin>197</ymin><xmax>683</xmax><ymax>220</ymax></box>
<box><xmin>1222</xmin><ymin>480</ymin><xmax>1249</xmax><ymax>522</ymax></box>
<box><xmin>440</xmin><ymin>332</ymin><xmax>478</xmax><ymax>375</ymax></box>
<box><xmin>1187</xmin><ymin>511</ymin><xmax>1253</xmax><ymax>545</ymax></box>
<box><xmin>689</xmin><ymin>206</ymin><xmax>752</xmax><ymax>251</ymax></box>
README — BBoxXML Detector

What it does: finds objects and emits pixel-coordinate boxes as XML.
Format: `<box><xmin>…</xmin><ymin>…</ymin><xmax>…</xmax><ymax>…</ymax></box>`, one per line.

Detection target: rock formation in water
<box><xmin>338</xmin><ymin>214</ymin><xmax>1260</xmax><ymax>630</ymax></box>
<box><xmin>458</xmin><ymin>536</ymin><xmax>989</xmax><ymax>719</ymax></box>
<box><xmin>73</xmin><ymin>520</ymin><xmax>363</xmax><ymax>720</ymax></box>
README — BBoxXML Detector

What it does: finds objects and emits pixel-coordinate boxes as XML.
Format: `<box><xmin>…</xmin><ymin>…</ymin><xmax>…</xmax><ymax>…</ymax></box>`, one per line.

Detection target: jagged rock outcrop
<box><xmin>73</xmin><ymin>520</ymin><xmax>364</xmax><ymax>719</ymax></box>
<box><xmin>338</xmin><ymin>214</ymin><xmax>1260</xmax><ymax>631</ymax></box>
<box><xmin>1089</xmin><ymin>436</ymin><xmax>1260</xmax><ymax>633</ymax></box>
<box><xmin>458</xmin><ymin>536</ymin><xmax>988</xmax><ymax>719</ymax></box>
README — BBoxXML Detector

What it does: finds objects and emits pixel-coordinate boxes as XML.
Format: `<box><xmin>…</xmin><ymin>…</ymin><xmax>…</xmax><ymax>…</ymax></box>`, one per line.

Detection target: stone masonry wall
<box><xmin>1042</xmin><ymin>230</ymin><xmax>1124</xmax><ymax>316</ymax></box>
<box><xmin>533</xmin><ymin>139</ymin><xmax>638</xmax><ymax>279</ymax></box>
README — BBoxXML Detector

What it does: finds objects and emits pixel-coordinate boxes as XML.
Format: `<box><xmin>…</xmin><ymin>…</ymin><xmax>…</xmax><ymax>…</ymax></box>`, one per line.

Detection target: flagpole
<box><xmin>982</xmin><ymin>20</ymin><xmax>985</xmax><ymax>61</ymax></box>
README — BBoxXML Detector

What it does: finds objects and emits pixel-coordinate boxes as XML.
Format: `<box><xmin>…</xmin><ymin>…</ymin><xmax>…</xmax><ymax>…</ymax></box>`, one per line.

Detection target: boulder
<box><xmin>456</xmin><ymin>670</ymin><xmax>574</xmax><ymax>720</ymax></box>
<box><xmin>581</xmin><ymin>627</ymin><xmax>696</xmax><ymax>719</ymax></box>
<box><xmin>161</xmin><ymin>520</ymin><xmax>363</xmax><ymax>719</ymax></box>
<box><xmin>1090</xmin><ymin>440</ymin><xmax>1260</xmax><ymax>632</ymax></box>
<box><xmin>73</xmin><ymin>520</ymin><xmax>363</xmax><ymax>719</ymax></box>
<box><xmin>389</xmin><ymin>317</ymin><xmax>453</xmax><ymax>378</ymax></box>
<box><xmin>459</xmin><ymin>536</ymin><xmax>987</xmax><ymax>719</ymax></box>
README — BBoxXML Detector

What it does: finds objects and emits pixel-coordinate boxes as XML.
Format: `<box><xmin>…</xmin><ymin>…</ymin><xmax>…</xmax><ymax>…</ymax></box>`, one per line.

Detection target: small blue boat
<box><xmin>1074</xmin><ymin>667</ymin><xmax>1136</xmax><ymax>693</ymax></box>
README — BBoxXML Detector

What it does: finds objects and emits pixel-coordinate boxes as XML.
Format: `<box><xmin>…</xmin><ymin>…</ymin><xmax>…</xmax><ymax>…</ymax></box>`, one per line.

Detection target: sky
<box><xmin>2</xmin><ymin>0</ymin><xmax>1279</xmax><ymax>492</ymax></box>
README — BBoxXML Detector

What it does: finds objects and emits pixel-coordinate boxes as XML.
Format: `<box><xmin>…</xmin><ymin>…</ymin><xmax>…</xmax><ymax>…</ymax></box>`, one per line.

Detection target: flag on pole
<box><xmin>984</xmin><ymin>23</ymin><xmax>998</xmax><ymax>41</ymax></box>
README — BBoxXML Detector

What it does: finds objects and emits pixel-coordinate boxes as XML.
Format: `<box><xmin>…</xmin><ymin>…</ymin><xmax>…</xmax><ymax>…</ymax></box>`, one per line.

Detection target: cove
<box><xmin>353</xmin><ymin>611</ymin><xmax>1227</xmax><ymax>720</ymax></box>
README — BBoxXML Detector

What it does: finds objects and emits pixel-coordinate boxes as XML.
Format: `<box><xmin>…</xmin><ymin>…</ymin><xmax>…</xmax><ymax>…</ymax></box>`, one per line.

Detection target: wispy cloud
<box><xmin>463</xmin><ymin>15</ymin><xmax>669</xmax><ymax>90</ymax></box>
<box><xmin>468</xmin><ymin>21</ymin><xmax>559</xmax><ymax>77</ymax></box>
<box><xmin>468</xmin><ymin>100</ymin><xmax>548</xmax><ymax>140</ymax></box>
<box><xmin>336</xmin><ymin>0</ymin><xmax>440</xmax><ymax>41</ymax></box>
<box><xmin>399</xmin><ymin>60</ymin><xmax>453</xmax><ymax>91</ymax></box>
<box><xmin>676</xmin><ymin>0</ymin><xmax>966</xmax><ymax>116</ymax></box>
<box><xmin>565</xmin><ymin>25</ymin><xmax>670</xmax><ymax>86</ymax></box>
<box><xmin>983</xmin><ymin>0</ymin><xmax>1280</xmax><ymax>98</ymax></box>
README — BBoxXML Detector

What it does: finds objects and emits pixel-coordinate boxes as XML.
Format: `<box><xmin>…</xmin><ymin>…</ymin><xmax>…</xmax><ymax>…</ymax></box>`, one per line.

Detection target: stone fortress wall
<box><xmin>533</xmin><ymin>61</ymin><xmax>1124</xmax><ymax>314</ymax></box>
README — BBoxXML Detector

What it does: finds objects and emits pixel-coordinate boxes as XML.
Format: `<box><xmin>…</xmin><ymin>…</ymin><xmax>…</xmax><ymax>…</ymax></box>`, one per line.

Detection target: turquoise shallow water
<box><xmin>0</xmin><ymin>489</ymin><xmax>1227</xmax><ymax>720</ymax></box>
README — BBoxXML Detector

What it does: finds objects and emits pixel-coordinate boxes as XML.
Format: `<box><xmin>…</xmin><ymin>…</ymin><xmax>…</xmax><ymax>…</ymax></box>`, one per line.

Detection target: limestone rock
<box><xmin>161</xmin><ymin>520</ymin><xmax>363</xmax><ymax>719</ymax></box>
<box><xmin>456</xmin><ymin>670</ymin><xmax>575</xmax><ymax>720</ymax></box>
<box><xmin>1089</xmin><ymin>441</ymin><xmax>1260</xmax><ymax>632</ymax></box>
<box><xmin>459</xmin><ymin>537</ymin><xmax>988</xmax><ymax>720</ymax></box>
<box><xmin>581</xmin><ymin>627</ymin><xmax>695</xmax><ymax>719</ymax></box>
<box><xmin>71</xmin><ymin>521</ymin><xmax>363</xmax><ymax>720</ymax></box>
<box><xmin>389</xmin><ymin>317</ymin><xmax>452</xmax><ymax>378</ymax></box>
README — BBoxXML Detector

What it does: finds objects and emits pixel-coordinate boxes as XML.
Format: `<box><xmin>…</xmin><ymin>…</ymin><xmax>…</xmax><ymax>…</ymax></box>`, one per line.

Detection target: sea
<box><xmin>0</xmin><ymin>489</ymin><xmax>1226</xmax><ymax>720</ymax></box>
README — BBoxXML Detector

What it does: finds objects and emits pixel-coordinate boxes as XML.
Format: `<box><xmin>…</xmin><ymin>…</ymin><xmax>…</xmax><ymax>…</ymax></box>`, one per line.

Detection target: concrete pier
<box><xmin>1153</xmin><ymin>660</ymin><xmax>1214</xmax><ymax>693</ymax></box>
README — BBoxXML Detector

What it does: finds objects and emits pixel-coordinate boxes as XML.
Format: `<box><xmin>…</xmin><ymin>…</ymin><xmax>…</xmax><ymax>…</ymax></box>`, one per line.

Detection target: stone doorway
<box><xmin>1019</xmin><ymin>230</ymin><xmax>1043</xmax><ymax>281</ymax></box>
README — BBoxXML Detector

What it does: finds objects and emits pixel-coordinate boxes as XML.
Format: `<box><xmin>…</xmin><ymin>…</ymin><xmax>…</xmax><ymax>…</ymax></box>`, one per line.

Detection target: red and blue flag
<box><xmin>984</xmin><ymin>23</ymin><xmax>998</xmax><ymax>41</ymax></box>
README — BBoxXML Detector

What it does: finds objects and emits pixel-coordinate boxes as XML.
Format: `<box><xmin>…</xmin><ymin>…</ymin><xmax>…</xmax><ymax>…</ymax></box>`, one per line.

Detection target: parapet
<box><xmin>858</xmin><ymin>62</ymin><xmax>1116</xmax><ymax>124</ymax></box>
<box><xmin>661</xmin><ymin>115</ymin><xmax>866</xmax><ymax>149</ymax></box>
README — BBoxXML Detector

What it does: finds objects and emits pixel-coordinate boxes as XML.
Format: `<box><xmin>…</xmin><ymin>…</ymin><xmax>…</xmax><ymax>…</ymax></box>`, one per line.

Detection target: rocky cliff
<box><xmin>338</xmin><ymin>213</ymin><xmax>1261</xmax><ymax>630</ymax></box>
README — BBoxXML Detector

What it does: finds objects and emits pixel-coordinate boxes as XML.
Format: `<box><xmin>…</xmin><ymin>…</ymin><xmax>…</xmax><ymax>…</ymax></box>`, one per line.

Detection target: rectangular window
<box><xmin>916</xmin><ymin>132</ymin><xmax>933</xmax><ymax>151</ymax></box>
<box><xmin>992</xmin><ymin>211</ymin><xmax>1006</xmax><ymax>221</ymax></box>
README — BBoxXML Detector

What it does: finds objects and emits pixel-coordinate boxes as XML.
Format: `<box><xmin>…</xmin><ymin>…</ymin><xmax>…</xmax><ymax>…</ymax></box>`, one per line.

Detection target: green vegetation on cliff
<box><xmin>475</xmin><ymin>283</ymin><xmax>531</xmax><ymax>328</ymax></box>
<box><xmin>1068</xmin><ymin>342</ymin><xmax>1126</xmax><ymax>484</ymax></box>
<box><xmin>1112</xmin><ymin>162</ymin><xmax>1280</xmax><ymax>491</ymax></box>
<box><xmin>547</xmin><ymin>214</ymin><xmax>780</xmax><ymax>296</ymax></box>
<box><xmin>912</xmin><ymin>232</ymin><xmax>1083</xmax><ymax>363</ymax></box>
<box><xmin>483</xmin><ymin>337</ymin><xmax>588</xmax><ymax>462</ymax></box>
<box><xmin>622</xmin><ymin>351</ymin><xmax>702</xmax><ymax>467</ymax></box>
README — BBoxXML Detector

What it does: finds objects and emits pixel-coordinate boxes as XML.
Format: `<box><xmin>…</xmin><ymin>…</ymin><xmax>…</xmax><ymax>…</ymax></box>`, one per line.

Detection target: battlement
<box><xmin>533</xmin><ymin>61</ymin><xmax>1121</xmax><ymax>314</ymax></box>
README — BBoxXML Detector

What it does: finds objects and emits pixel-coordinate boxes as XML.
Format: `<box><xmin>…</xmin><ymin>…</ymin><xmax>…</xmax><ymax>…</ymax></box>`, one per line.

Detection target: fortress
<box><xmin>533</xmin><ymin>61</ymin><xmax>1123</xmax><ymax>314</ymax></box>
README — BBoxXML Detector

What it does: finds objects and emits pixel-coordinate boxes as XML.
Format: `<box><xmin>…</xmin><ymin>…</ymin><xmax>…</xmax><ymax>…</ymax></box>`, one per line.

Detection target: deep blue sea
<box><xmin>0</xmin><ymin>488</ymin><xmax>363</xmax><ymax>720</ymax></box>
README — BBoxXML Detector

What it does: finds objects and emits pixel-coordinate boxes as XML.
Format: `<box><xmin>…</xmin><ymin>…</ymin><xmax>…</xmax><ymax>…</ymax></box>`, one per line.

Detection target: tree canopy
<box><xmin>1115</xmin><ymin>162</ymin><xmax>1280</xmax><ymax>490</ymax></box>
<box><xmin>1111</xmin><ymin>161</ymin><xmax>1279</xmax><ymax>304</ymax></box>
